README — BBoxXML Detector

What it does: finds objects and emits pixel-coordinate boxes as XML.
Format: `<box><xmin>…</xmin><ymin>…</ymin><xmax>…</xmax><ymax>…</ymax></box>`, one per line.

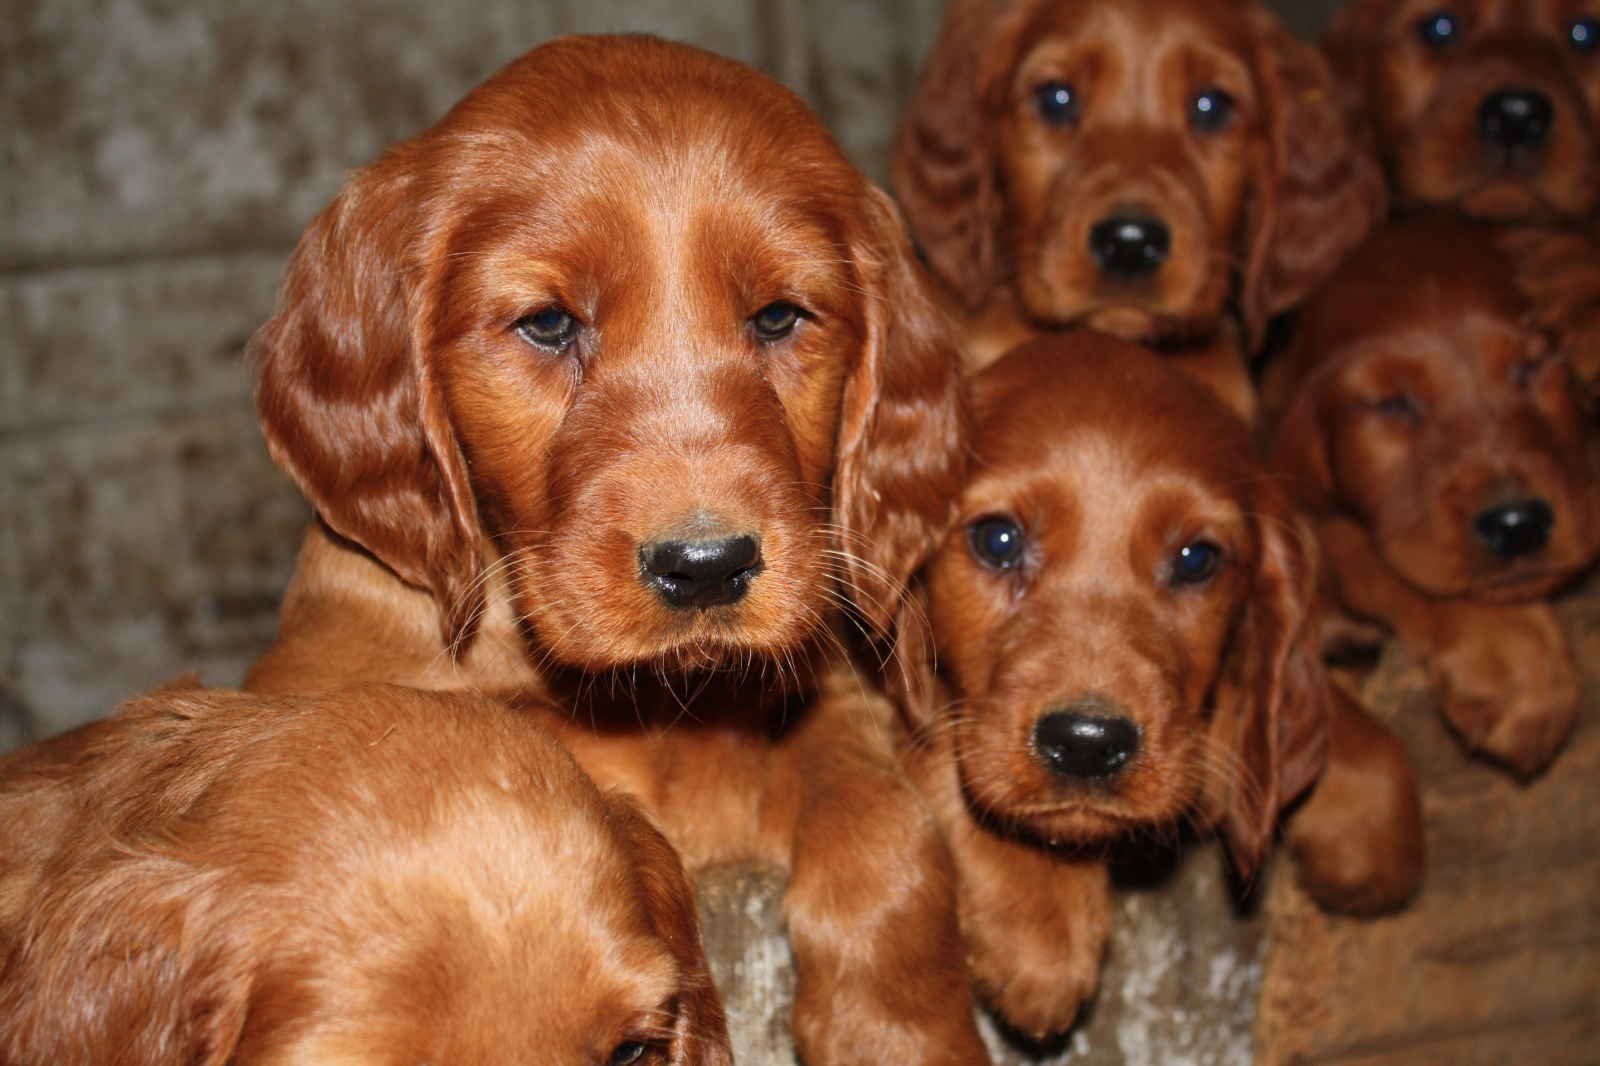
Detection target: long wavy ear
<box><xmin>249</xmin><ymin>151</ymin><xmax>486</xmax><ymax>650</ymax></box>
<box><xmin>890</xmin><ymin>0</ymin><xmax>1032</xmax><ymax>307</ymax></box>
<box><xmin>603</xmin><ymin>794</ymin><xmax>732</xmax><ymax>1066</ymax></box>
<box><xmin>1240</xmin><ymin>12</ymin><xmax>1387</xmax><ymax>349</ymax></box>
<box><xmin>1210</xmin><ymin>482</ymin><xmax>1329</xmax><ymax>879</ymax></box>
<box><xmin>835</xmin><ymin>185</ymin><xmax>971</xmax><ymax>654</ymax></box>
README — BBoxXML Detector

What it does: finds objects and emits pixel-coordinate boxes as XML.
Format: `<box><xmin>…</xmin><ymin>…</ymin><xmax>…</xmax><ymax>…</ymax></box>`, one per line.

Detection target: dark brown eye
<box><xmin>751</xmin><ymin>301</ymin><xmax>802</xmax><ymax>342</ymax></box>
<box><xmin>514</xmin><ymin>306</ymin><xmax>579</xmax><ymax>352</ymax></box>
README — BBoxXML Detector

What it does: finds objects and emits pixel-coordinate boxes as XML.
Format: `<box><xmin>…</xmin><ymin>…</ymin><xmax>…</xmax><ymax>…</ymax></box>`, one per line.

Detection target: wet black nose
<box><xmin>1473</xmin><ymin>499</ymin><xmax>1554</xmax><ymax>560</ymax></box>
<box><xmin>639</xmin><ymin>535</ymin><xmax>761</xmax><ymax>609</ymax></box>
<box><xmin>1089</xmin><ymin>214</ymin><xmax>1171</xmax><ymax>279</ymax></box>
<box><xmin>1478</xmin><ymin>88</ymin><xmax>1553</xmax><ymax>150</ymax></box>
<box><xmin>1034</xmin><ymin>706</ymin><xmax>1141</xmax><ymax>780</ymax></box>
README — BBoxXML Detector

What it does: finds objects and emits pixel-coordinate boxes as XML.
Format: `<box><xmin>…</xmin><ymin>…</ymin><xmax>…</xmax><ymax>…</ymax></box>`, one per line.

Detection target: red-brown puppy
<box><xmin>1326</xmin><ymin>0</ymin><xmax>1600</xmax><ymax>222</ymax></box>
<box><xmin>244</xmin><ymin>36</ymin><xmax>987</xmax><ymax>1065</ymax></box>
<box><xmin>892</xmin><ymin>0</ymin><xmax>1384</xmax><ymax>416</ymax></box>
<box><xmin>1265</xmin><ymin>213</ymin><xmax>1600</xmax><ymax>776</ymax></box>
<box><xmin>0</xmin><ymin>685</ymin><xmax>729</xmax><ymax>1066</ymax></box>
<box><xmin>900</xmin><ymin>333</ymin><xmax>1422</xmax><ymax>1039</ymax></box>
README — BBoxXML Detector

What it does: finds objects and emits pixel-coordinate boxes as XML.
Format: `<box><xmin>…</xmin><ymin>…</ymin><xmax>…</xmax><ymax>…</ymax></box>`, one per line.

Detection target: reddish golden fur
<box><xmin>891</xmin><ymin>0</ymin><xmax>1384</xmax><ymax>414</ymax></box>
<box><xmin>245</xmin><ymin>36</ymin><xmax>988</xmax><ymax>1064</ymax></box>
<box><xmin>900</xmin><ymin>335</ymin><xmax>1421</xmax><ymax>1037</ymax></box>
<box><xmin>1326</xmin><ymin>0</ymin><xmax>1600</xmax><ymax>221</ymax></box>
<box><xmin>1265</xmin><ymin>213</ymin><xmax>1600</xmax><ymax>775</ymax></box>
<box><xmin>0</xmin><ymin>685</ymin><xmax>729</xmax><ymax>1066</ymax></box>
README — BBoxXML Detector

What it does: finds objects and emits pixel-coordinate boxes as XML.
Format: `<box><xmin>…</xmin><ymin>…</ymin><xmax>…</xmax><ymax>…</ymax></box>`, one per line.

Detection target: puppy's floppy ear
<box><xmin>0</xmin><ymin>851</ymin><xmax>254</xmax><ymax>1066</ymax></box>
<box><xmin>890</xmin><ymin>0</ymin><xmax>1033</xmax><ymax>307</ymax></box>
<box><xmin>603</xmin><ymin>794</ymin><xmax>732</xmax><ymax>1066</ymax></box>
<box><xmin>250</xmin><ymin>149</ymin><xmax>486</xmax><ymax>651</ymax></box>
<box><xmin>836</xmin><ymin>185</ymin><xmax>971</xmax><ymax>654</ymax></box>
<box><xmin>1210</xmin><ymin>481</ymin><xmax>1329</xmax><ymax>879</ymax></box>
<box><xmin>1264</xmin><ymin>353</ymin><xmax>1338</xmax><ymax>514</ymax></box>
<box><xmin>1241</xmin><ymin>13</ymin><xmax>1387</xmax><ymax>349</ymax></box>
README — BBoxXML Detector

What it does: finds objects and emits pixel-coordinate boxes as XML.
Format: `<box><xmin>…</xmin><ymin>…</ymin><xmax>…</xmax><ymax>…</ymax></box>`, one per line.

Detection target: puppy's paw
<box><xmin>1431</xmin><ymin>604</ymin><xmax>1579</xmax><ymax>777</ymax></box>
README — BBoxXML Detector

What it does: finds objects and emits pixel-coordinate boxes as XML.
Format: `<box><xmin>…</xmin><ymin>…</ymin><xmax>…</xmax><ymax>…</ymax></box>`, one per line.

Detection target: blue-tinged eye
<box><xmin>1417</xmin><ymin>11</ymin><xmax>1460</xmax><ymax>47</ymax></box>
<box><xmin>609</xmin><ymin>1042</ymin><xmax>649</xmax><ymax>1066</ymax></box>
<box><xmin>1190</xmin><ymin>89</ymin><xmax>1236</xmax><ymax>133</ymax></box>
<box><xmin>513</xmin><ymin>306</ymin><xmax>579</xmax><ymax>352</ymax></box>
<box><xmin>969</xmin><ymin>516</ymin><xmax>1026</xmax><ymax>570</ymax></box>
<box><xmin>1171</xmin><ymin>540</ymin><xmax>1222</xmax><ymax>586</ymax></box>
<box><xmin>1571</xmin><ymin>18</ymin><xmax>1598</xmax><ymax>52</ymax></box>
<box><xmin>751</xmin><ymin>301</ymin><xmax>802</xmax><ymax>342</ymax></box>
<box><xmin>1034</xmin><ymin>82</ymin><xmax>1080</xmax><ymax>126</ymax></box>
<box><xmin>1374</xmin><ymin>392</ymin><xmax>1424</xmax><ymax>422</ymax></box>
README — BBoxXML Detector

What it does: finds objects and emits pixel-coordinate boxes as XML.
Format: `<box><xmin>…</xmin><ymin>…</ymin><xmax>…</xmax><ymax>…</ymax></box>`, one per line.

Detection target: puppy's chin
<box><xmin>1452</xmin><ymin>176</ymin><xmax>1574</xmax><ymax>223</ymax></box>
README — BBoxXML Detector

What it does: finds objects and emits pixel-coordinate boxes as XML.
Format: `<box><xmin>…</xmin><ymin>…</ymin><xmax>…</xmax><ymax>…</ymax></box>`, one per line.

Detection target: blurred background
<box><xmin>0</xmin><ymin>0</ymin><xmax>1341</xmax><ymax>745</ymax></box>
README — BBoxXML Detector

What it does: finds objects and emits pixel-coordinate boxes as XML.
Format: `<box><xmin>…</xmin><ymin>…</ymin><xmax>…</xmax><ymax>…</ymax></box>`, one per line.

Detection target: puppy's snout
<box><xmin>639</xmin><ymin>534</ymin><xmax>762</xmax><ymax>609</ymax></box>
<box><xmin>1033</xmin><ymin>700</ymin><xmax>1141</xmax><ymax>780</ymax></box>
<box><xmin>1478</xmin><ymin>87</ymin><xmax>1553</xmax><ymax>151</ymax></box>
<box><xmin>1089</xmin><ymin>212</ymin><xmax>1170</xmax><ymax>280</ymax></box>
<box><xmin>1473</xmin><ymin>498</ymin><xmax>1554</xmax><ymax>560</ymax></box>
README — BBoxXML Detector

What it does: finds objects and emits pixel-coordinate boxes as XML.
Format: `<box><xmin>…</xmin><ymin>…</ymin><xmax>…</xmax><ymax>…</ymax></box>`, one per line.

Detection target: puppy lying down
<box><xmin>0</xmin><ymin>683</ymin><xmax>730</xmax><ymax>1066</ymax></box>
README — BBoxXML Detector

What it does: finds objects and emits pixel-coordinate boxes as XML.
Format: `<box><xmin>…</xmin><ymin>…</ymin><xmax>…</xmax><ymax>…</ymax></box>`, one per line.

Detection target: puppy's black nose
<box><xmin>1473</xmin><ymin>499</ymin><xmax>1554</xmax><ymax>560</ymax></box>
<box><xmin>1478</xmin><ymin>88</ymin><xmax>1553</xmax><ymax>150</ymax></box>
<box><xmin>639</xmin><ymin>534</ymin><xmax>761</xmax><ymax>609</ymax></box>
<box><xmin>1089</xmin><ymin>213</ymin><xmax>1170</xmax><ymax>279</ymax></box>
<box><xmin>1034</xmin><ymin>706</ymin><xmax>1141</xmax><ymax>780</ymax></box>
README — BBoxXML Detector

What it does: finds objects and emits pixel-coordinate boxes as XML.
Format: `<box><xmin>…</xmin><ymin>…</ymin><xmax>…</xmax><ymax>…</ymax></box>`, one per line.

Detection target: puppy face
<box><xmin>0</xmin><ymin>687</ymin><xmax>731</xmax><ymax>1066</ymax></box>
<box><xmin>892</xmin><ymin>0</ymin><xmax>1384</xmax><ymax>346</ymax></box>
<box><xmin>1328</xmin><ymin>0</ymin><xmax>1600</xmax><ymax>220</ymax></box>
<box><xmin>254</xmin><ymin>36</ymin><xmax>966</xmax><ymax>675</ymax></box>
<box><xmin>919</xmin><ymin>335</ymin><xmax>1323</xmax><ymax>869</ymax></box>
<box><xmin>994</xmin><ymin>0</ymin><xmax>1265</xmax><ymax>338</ymax></box>
<box><xmin>1274</xmin><ymin>217</ymin><xmax>1600</xmax><ymax>600</ymax></box>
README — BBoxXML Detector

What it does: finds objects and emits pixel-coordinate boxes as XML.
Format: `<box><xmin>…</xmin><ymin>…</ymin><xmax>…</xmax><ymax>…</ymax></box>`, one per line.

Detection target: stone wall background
<box><xmin>2</xmin><ymin>0</ymin><xmax>1337</xmax><ymax>746</ymax></box>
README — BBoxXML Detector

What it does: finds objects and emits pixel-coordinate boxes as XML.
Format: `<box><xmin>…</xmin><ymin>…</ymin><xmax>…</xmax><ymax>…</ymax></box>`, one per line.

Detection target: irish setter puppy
<box><xmin>891</xmin><ymin>0</ymin><xmax>1385</xmax><ymax>416</ymax></box>
<box><xmin>898</xmin><ymin>334</ymin><xmax>1423</xmax><ymax>1039</ymax></box>
<box><xmin>0</xmin><ymin>685</ymin><xmax>729</xmax><ymax>1066</ymax></box>
<box><xmin>1326</xmin><ymin>0</ymin><xmax>1600</xmax><ymax>222</ymax></box>
<box><xmin>1265</xmin><ymin>213</ymin><xmax>1600</xmax><ymax>777</ymax></box>
<box><xmin>244</xmin><ymin>35</ymin><xmax>988</xmax><ymax>1065</ymax></box>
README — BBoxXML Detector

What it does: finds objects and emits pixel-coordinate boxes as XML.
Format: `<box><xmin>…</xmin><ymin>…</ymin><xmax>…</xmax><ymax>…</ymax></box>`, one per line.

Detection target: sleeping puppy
<box><xmin>891</xmin><ymin>0</ymin><xmax>1385</xmax><ymax>416</ymax></box>
<box><xmin>896</xmin><ymin>333</ymin><xmax>1423</xmax><ymax>1039</ymax></box>
<box><xmin>0</xmin><ymin>684</ymin><xmax>729</xmax><ymax>1066</ymax></box>
<box><xmin>1265</xmin><ymin>212</ymin><xmax>1600</xmax><ymax>776</ymax></box>
<box><xmin>1326</xmin><ymin>0</ymin><xmax>1600</xmax><ymax>222</ymax></box>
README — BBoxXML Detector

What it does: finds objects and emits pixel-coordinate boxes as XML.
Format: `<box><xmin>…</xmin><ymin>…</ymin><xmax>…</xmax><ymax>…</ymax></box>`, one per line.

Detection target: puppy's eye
<box><xmin>608</xmin><ymin>1041</ymin><xmax>649</xmax><ymax>1066</ymax></box>
<box><xmin>1170</xmin><ymin>540</ymin><xmax>1222</xmax><ymax>586</ymax></box>
<box><xmin>1571</xmin><ymin>18</ymin><xmax>1598</xmax><ymax>52</ymax></box>
<box><xmin>1374</xmin><ymin>392</ymin><xmax>1424</xmax><ymax>422</ymax></box>
<box><xmin>1512</xmin><ymin>356</ymin><xmax>1548</xmax><ymax>387</ymax></box>
<box><xmin>514</xmin><ymin>306</ymin><xmax>579</xmax><ymax>352</ymax></box>
<box><xmin>969</xmin><ymin>516</ymin><xmax>1026</xmax><ymax>570</ymax></box>
<box><xmin>1034</xmin><ymin>81</ymin><xmax>1080</xmax><ymax>126</ymax></box>
<box><xmin>1416</xmin><ymin>11</ymin><xmax>1460</xmax><ymax>47</ymax></box>
<box><xmin>1190</xmin><ymin>89</ymin><xmax>1235</xmax><ymax>133</ymax></box>
<box><xmin>751</xmin><ymin>301</ymin><xmax>802</xmax><ymax>342</ymax></box>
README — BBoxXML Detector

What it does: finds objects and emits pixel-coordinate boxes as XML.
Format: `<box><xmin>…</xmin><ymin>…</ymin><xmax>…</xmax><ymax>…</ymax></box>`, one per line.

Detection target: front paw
<box><xmin>1431</xmin><ymin>606</ymin><xmax>1579</xmax><ymax>777</ymax></box>
<box><xmin>960</xmin><ymin>863</ymin><xmax>1110</xmax><ymax>1041</ymax></box>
